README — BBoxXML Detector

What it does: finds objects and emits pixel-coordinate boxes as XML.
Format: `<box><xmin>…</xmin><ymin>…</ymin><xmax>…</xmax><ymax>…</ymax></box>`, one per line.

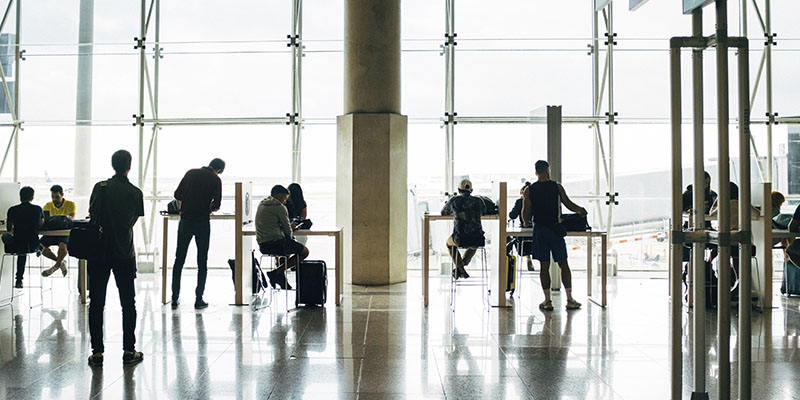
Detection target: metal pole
<box><xmin>592</xmin><ymin>4</ymin><xmax>601</xmax><ymax>230</ymax></box>
<box><xmin>12</xmin><ymin>0</ymin><xmax>19</xmax><ymax>183</ymax></box>
<box><xmin>737</xmin><ymin>38</ymin><xmax>752</xmax><ymax>400</ymax></box>
<box><xmin>765</xmin><ymin>0</ymin><xmax>773</xmax><ymax>181</ymax></box>
<box><xmin>715</xmin><ymin>2</ymin><xmax>732</xmax><ymax>399</ymax></box>
<box><xmin>668</xmin><ymin>43</ymin><xmax>683</xmax><ymax>400</ymax></box>
<box><xmin>290</xmin><ymin>0</ymin><xmax>303</xmax><ymax>183</ymax></box>
<box><xmin>137</xmin><ymin>0</ymin><xmax>146</xmax><ymax>188</ymax></box>
<box><xmin>150</xmin><ymin>0</ymin><xmax>160</xmax><ymax>245</ymax></box>
<box><xmin>606</xmin><ymin>2</ymin><xmax>615</xmax><ymax>242</ymax></box>
<box><xmin>690</xmin><ymin>9</ymin><xmax>708</xmax><ymax>400</ymax></box>
<box><xmin>444</xmin><ymin>0</ymin><xmax>455</xmax><ymax>194</ymax></box>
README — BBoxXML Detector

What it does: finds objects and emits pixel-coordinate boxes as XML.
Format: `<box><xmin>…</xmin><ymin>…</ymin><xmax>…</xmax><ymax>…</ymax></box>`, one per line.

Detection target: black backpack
<box><xmin>560</xmin><ymin>213</ymin><xmax>591</xmax><ymax>232</ymax></box>
<box><xmin>475</xmin><ymin>195</ymin><xmax>499</xmax><ymax>215</ymax></box>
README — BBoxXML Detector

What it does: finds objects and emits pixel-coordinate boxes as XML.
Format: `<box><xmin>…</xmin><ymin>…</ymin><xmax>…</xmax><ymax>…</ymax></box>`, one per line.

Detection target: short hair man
<box><xmin>2</xmin><ymin>186</ymin><xmax>43</xmax><ymax>288</ymax></box>
<box><xmin>87</xmin><ymin>150</ymin><xmax>145</xmax><ymax>367</ymax></box>
<box><xmin>170</xmin><ymin>158</ymin><xmax>224</xmax><ymax>310</ymax></box>
<box><xmin>521</xmin><ymin>160</ymin><xmax>587</xmax><ymax>311</ymax></box>
<box><xmin>40</xmin><ymin>184</ymin><xmax>76</xmax><ymax>278</ymax></box>
<box><xmin>255</xmin><ymin>185</ymin><xmax>310</xmax><ymax>289</ymax></box>
<box><xmin>441</xmin><ymin>179</ymin><xmax>486</xmax><ymax>280</ymax></box>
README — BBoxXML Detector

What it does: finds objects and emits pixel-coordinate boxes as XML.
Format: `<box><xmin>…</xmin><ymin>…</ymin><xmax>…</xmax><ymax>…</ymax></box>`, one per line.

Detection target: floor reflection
<box><xmin>0</xmin><ymin>270</ymin><xmax>799</xmax><ymax>399</ymax></box>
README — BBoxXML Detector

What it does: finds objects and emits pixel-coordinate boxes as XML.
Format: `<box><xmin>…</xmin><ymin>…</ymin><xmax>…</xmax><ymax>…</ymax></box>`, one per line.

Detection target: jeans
<box><xmin>172</xmin><ymin>218</ymin><xmax>211</xmax><ymax>302</ymax></box>
<box><xmin>88</xmin><ymin>257</ymin><xmax>137</xmax><ymax>353</ymax></box>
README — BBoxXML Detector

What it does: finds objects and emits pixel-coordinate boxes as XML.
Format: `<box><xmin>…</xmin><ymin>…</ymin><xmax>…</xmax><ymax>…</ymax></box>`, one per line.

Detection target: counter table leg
<box><xmin>335</xmin><ymin>231</ymin><xmax>342</xmax><ymax>306</ymax></box>
<box><xmin>422</xmin><ymin>216</ymin><xmax>429</xmax><ymax>307</ymax></box>
<box><xmin>79</xmin><ymin>259</ymin><xmax>87</xmax><ymax>304</ymax></box>
<box><xmin>587</xmin><ymin>236</ymin><xmax>593</xmax><ymax>297</ymax></box>
<box><xmin>601</xmin><ymin>234</ymin><xmax>607</xmax><ymax>307</ymax></box>
<box><xmin>162</xmin><ymin>216</ymin><xmax>168</xmax><ymax>305</ymax></box>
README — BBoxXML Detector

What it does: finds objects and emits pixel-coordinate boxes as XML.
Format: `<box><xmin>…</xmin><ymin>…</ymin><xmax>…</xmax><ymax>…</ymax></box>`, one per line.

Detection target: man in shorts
<box><xmin>441</xmin><ymin>179</ymin><xmax>485</xmax><ymax>279</ymax></box>
<box><xmin>522</xmin><ymin>160</ymin><xmax>588</xmax><ymax>311</ymax></box>
<box><xmin>256</xmin><ymin>185</ymin><xmax>309</xmax><ymax>289</ymax></box>
<box><xmin>40</xmin><ymin>184</ymin><xmax>76</xmax><ymax>277</ymax></box>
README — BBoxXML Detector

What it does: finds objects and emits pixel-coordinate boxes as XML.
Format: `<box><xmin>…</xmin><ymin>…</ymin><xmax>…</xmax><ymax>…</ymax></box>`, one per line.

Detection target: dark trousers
<box><xmin>172</xmin><ymin>218</ymin><xmax>210</xmax><ymax>302</ymax></box>
<box><xmin>88</xmin><ymin>257</ymin><xmax>137</xmax><ymax>353</ymax></box>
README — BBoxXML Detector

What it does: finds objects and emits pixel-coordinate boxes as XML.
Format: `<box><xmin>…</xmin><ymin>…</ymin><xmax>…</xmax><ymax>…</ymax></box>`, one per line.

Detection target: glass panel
<box><xmin>158</xmin><ymin>48</ymin><xmax>291</xmax><ymax>118</ymax></box>
<box><xmin>161</xmin><ymin>1</ymin><xmax>290</xmax><ymax>42</ymax></box>
<box><xmin>455</xmin><ymin>50</ymin><xmax>591</xmax><ymax>116</ymax></box>
<box><xmin>302</xmin><ymin>52</ymin><xmax>342</xmax><ymax>119</ymax></box>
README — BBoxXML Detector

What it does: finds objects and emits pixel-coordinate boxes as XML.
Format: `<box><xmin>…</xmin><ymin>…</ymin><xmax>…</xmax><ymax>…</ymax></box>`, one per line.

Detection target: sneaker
<box><xmin>171</xmin><ymin>299</ymin><xmax>179</xmax><ymax>310</ymax></box>
<box><xmin>59</xmin><ymin>261</ymin><xmax>68</xmax><ymax>277</ymax></box>
<box><xmin>87</xmin><ymin>353</ymin><xmax>104</xmax><ymax>367</ymax></box>
<box><xmin>122</xmin><ymin>350</ymin><xmax>144</xmax><ymax>365</ymax></box>
<box><xmin>566</xmin><ymin>299</ymin><xmax>582</xmax><ymax>310</ymax></box>
<box><xmin>194</xmin><ymin>299</ymin><xmax>208</xmax><ymax>310</ymax></box>
<box><xmin>41</xmin><ymin>264</ymin><xmax>59</xmax><ymax>277</ymax></box>
<box><xmin>14</xmin><ymin>279</ymin><xmax>22</xmax><ymax>289</ymax></box>
<box><xmin>539</xmin><ymin>300</ymin><xmax>554</xmax><ymax>311</ymax></box>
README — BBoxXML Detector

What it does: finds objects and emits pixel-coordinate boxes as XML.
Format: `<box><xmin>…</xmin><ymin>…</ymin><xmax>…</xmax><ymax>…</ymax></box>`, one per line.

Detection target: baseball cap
<box><xmin>458</xmin><ymin>179</ymin><xmax>473</xmax><ymax>192</ymax></box>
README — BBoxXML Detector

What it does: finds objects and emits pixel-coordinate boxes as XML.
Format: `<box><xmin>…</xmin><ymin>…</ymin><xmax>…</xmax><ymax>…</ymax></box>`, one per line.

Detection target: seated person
<box><xmin>40</xmin><ymin>184</ymin><xmax>75</xmax><ymax>277</ymax></box>
<box><xmin>709</xmin><ymin>182</ymin><xmax>760</xmax><ymax>289</ymax></box>
<box><xmin>255</xmin><ymin>185</ymin><xmax>309</xmax><ymax>289</ymax></box>
<box><xmin>772</xmin><ymin>190</ymin><xmax>785</xmax><ymax>218</ymax></box>
<box><xmin>509</xmin><ymin>182</ymin><xmax>534</xmax><ymax>271</ymax></box>
<box><xmin>441</xmin><ymin>179</ymin><xmax>486</xmax><ymax>280</ymax></box>
<box><xmin>1</xmin><ymin>186</ymin><xmax>44</xmax><ymax>288</ymax></box>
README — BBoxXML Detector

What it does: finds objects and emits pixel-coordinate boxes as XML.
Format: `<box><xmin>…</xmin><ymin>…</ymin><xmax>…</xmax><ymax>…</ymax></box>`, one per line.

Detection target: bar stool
<box><xmin>259</xmin><ymin>253</ymin><xmax>295</xmax><ymax>312</ymax></box>
<box><xmin>449</xmin><ymin>246</ymin><xmax>489</xmax><ymax>311</ymax></box>
<box><xmin>1</xmin><ymin>251</ymin><xmax>40</xmax><ymax>308</ymax></box>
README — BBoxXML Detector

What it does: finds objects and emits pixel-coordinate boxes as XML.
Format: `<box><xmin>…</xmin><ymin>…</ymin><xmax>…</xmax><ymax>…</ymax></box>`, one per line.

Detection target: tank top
<box><xmin>530</xmin><ymin>180</ymin><xmax>560</xmax><ymax>226</ymax></box>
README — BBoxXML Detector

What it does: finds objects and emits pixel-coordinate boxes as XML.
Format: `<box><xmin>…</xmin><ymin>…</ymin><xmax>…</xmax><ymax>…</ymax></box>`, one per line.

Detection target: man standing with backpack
<box><xmin>87</xmin><ymin>150</ymin><xmax>145</xmax><ymax>367</ymax></box>
<box><xmin>522</xmin><ymin>160</ymin><xmax>587</xmax><ymax>311</ymax></box>
<box><xmin>171</xmin><ymin>158</ymin><xmax>225</xmax><ymax>310</ymax></box>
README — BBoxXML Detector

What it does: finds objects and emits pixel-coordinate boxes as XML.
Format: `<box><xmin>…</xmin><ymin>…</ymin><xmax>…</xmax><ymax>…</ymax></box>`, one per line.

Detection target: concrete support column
<box><xmin>337</xmin><ymin>0</ymin><xmax>407</xmax><ymax>285</ymax></box>
<box><xmin>74</xmin><ymin>0</ymin><xmax>94</xmax><ymax>215</ymax></box>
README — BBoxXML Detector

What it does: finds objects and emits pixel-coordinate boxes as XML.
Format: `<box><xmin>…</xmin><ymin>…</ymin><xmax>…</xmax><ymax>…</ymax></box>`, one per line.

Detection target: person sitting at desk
<box><xmin>40</xmin><ymin>184</ymin><xmax>75</xmax><ymax>277</ymax></box>
<box><xmin>709</xmin><ymin>182</ymin><xmax>761</xmax><ymax>282</ymax></box>
<box><xmin>256</xmin><ymin>185</ymin><xmax>309</xmax><ymax>290</ymax></box>
<box><xmin>509</xmin><ymin>182</ymin><xmax>534</xmax><ymax>271</ymax></box>
<box><xmin>2</xmin><ymin>186</ymin><xmax>43</xmax><ymax>288</ymax></box>
<box><xmin>521</xmin><ymin>160</ymin><xmax>587</xmax><ymax>311</ymax></box>
<box><xmin>286</xmin><ymin>183</ymin><xmax>308</xmax><ymax>244</ymax></box>
<box><xmin>170</xmin><ymin>158</ymin><xmax>225</xmax><ymax>310</ymax></box>
<box><xmin>441</xmin><ymin>179</ymin><xmax>485</xmax><ymax>280</ymax></box>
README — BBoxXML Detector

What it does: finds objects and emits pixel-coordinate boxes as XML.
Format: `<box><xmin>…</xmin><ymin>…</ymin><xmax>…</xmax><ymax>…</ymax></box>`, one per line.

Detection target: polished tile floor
<box><xmin>0</xmin><ymin>267</ymin><xmax>799</xmax><ymax>399</ymax></box>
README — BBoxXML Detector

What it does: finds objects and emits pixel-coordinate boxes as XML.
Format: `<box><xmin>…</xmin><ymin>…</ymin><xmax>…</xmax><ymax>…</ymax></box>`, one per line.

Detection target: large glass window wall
<box><xmin>0</xmin><ymin>1</ymin><xmax>796</xmax><ymax>273</ymax></box>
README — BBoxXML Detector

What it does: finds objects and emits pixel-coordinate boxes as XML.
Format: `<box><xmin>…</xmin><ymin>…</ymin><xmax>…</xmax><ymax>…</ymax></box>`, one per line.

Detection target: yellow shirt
<box><xmin>43</xmin><ymin>199</ymin><xmax>76</xmax><ymax>217</ymax></box>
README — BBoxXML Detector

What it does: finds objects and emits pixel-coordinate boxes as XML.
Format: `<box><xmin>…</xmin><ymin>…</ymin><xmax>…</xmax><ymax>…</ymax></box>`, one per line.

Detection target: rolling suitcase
<box><xmin>296</xmin><ymin>260</ymin><xmax>327</xmax><ymax>307</ymax></box>
<box><xmin>781</xmin><ymin>261</ymin><xmax>800</xmax><ymax>296</ymax></box>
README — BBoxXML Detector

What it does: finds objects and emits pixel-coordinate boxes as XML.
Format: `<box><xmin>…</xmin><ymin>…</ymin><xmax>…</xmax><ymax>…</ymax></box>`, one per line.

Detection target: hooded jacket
<box><xmin>255</xmin><ymin>196</ymin><xmax>292</xmax><ymax>244</ymax></box>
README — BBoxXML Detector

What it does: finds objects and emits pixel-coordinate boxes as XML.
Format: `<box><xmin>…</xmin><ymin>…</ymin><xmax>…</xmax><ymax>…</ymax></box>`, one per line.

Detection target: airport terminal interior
<box><xmin>1</xmin><ymin>0</ymin><xmax>800</xmax><ymax>399</ymax></box>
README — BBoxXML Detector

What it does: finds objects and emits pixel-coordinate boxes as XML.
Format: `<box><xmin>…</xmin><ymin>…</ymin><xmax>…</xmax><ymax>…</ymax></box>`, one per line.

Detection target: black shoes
<box><xmin>122</xmin><ymin>350</ymin><xmax>144</xmax><ymax>365</ymax></box>
<box><xmin>266</xmin><ymin>270</ymin><xmax>292</xmax><ymax>290</ymax></box>
<box><xmin>194</xmin><ymin>299</ymin><xmax>208</xmax><ymax>309</ymax></box>
<box><xmin>171</xmin><ymin>299</ymin><xmax>179</xmax><ymax>310</ymax></box>
<box><xmin>452</xmin><ymin>268</ymin><xmax>470</xmax><ymax>280</ymax></box>
<box><xmin>14</xmin><ymin>279</ymin><xmax>22</xmax><ymax>289</ymax></box>
<box><xmin>87</xmin><ymin>353</ymin><xmax>104</xmax><ymax>367</ymax></box>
